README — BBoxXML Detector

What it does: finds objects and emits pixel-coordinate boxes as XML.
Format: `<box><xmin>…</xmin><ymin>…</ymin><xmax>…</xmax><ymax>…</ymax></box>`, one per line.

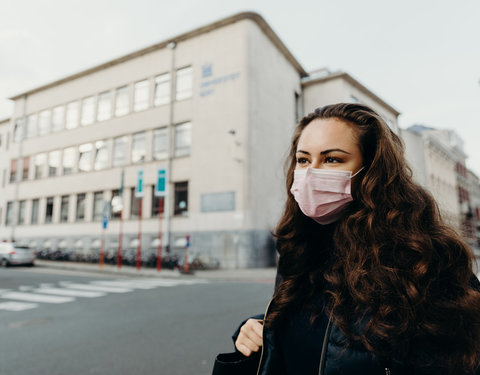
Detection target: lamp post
<box><xmin>163</xmin><ymin>41</ymin><xmax>176</xmax><ymax>255</ymax></box>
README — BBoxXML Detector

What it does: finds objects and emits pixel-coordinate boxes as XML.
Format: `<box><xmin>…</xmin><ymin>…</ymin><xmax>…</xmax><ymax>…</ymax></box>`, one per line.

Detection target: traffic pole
<box><xmin>185</xmin><ymin>234</ymin><xmax>190</xmax><ymax>274</ymax></box>
<box><xmin>157</xmin><ymin>198</ymin><xmax>164</xmax><ymax>271</ymax></box>
<box><xmin>99</xmin><ymin>225</ymin><xmax>105</xmax><ymax>267</ymax></box>
<box><xmin>117</xmin><ymin>210</ymin><xmax>123</xmax><ymax>268</ymax></box>
<box><xmin>136</xmin><ymin>197</ymin><xmax>142</xmax><ymax>271</ymax></box>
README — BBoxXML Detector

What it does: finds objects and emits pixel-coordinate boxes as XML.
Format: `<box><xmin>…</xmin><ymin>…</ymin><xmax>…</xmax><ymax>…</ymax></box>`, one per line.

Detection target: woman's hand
<box><xmin>235</xmin><ymin>319</ymin><xmax>263</xmax><ymax>357</ymax></box>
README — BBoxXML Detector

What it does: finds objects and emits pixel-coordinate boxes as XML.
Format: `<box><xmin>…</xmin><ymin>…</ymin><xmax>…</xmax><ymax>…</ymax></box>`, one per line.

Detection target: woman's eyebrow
<box><xmin>320</xmin><ymin>148</ymin><xmax>351</xmax><ymax>155</ymax></box>
<box><xmin>296</xmin><ymin>148</ymin><xmax>351</xmax><ymax>155</ymax></box>
<box><xmin>296</xmin><ymin>149</ymin><xmax>310</xmax><ymax>155</ymax></box>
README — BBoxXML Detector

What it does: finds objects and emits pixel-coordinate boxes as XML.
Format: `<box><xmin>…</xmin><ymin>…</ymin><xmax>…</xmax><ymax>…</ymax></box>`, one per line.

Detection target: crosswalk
<box><xmin>0</xmin><ymin>278</ymin><xmax>208</xmax><ymax>312</ymax></box>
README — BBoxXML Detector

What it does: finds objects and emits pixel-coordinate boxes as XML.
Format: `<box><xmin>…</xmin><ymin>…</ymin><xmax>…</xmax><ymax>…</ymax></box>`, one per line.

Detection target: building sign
<box><xmin>155</xmin><ymin>168</ymin><xmax>167</xmax><ymax>197</ymax></box>
<box><xmin>135</xmin><ymin>170</ymin><xmax>144</xmax><ymax>198</ymax></box>
<box><xmin>201</xmin><ymin>191</ymin><xmax>235</xmax><ymax>212</ymax></box>
<box><xmin>199</xmin><ymin>63</ymin><xmax>240</xmax><ymax>97</ymax></box>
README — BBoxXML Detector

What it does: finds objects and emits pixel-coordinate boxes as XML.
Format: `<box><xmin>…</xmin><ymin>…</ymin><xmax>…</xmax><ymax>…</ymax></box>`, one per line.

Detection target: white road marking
<box><xmin>60</xmin><ymin>282</ymin><xmax>132</xmax><ymax>293</ymax></box>
<box><xmin>34</xmin><ymin>288</ymin><xmax>105</xmax><ymax>298</ymax></box>
<box><xmin>0</xmin><ymin>301</ymin><xmax>38</xmax><ymax>311</ymax></box>
<box><xmin>91</xmin><ymin>280</ymin><xmax>159</xmax><ymax>289</ymax></box>
<box><xmin>1</xmin><ymin>292</ymin><xmax>74</xmax><ymax>304</ymax></box>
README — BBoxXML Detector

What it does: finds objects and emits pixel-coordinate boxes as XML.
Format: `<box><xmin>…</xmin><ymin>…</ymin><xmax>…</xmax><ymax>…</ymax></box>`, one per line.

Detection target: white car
<box><xmin>0</xmin><ymin>242</ymin><xmax>36</xmax><ymax>267</ymax></box>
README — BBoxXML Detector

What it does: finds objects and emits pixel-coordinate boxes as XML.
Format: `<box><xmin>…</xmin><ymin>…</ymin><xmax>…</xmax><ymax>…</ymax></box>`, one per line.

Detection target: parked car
<box><xmin>0</xmin><ymin>242</ymin><xmax>36</xmax><ymax>267</ymax></box>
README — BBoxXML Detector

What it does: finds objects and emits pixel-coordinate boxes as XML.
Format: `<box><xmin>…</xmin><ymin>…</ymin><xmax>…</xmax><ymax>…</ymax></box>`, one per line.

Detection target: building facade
<box><xmin>467</xmin><ymin>170</ymin><xmax>480</xmax><ymax>249</ymax></box>
<box><xmin>0</xmin><ymin>12</ymin><xmax>399</xmax><ymax>268</ymax></box>
<box><xmin>401</xmin><ymin>125</ymin><xmax>476</xmax><ymax>240</ymax></box>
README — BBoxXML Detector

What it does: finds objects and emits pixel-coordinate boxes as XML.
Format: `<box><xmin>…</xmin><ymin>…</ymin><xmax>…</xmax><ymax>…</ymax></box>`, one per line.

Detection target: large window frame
<box><xmin>131</xmin><ymin>132</ymin><xmax>146</xmax><ymax>164</ymax></box>
<box><xmin>174</xmin><ymin>181</ymin><xmax>188</xmax><ymax>216</ymax></box>
<box><xmin>176</xmin><ymin>66</ymin><xmax>193</xmax><ymax>101</ymax></box>
<box><xmin>174</xmin><ymin>122</ymin><xmax>192</xmax><ymax>157</ymax></box>
<box><xmin>134</xmin><ymin>80</ymin><xmax>149</xmax><ymax>112</ymax></box>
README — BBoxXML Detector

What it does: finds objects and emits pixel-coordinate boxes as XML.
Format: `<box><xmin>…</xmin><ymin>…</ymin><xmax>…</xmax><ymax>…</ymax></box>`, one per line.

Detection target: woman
<box><xmin>229</xmin><ymin>103</ymin><xmax>480</xmax><ymax>374</ymax></box>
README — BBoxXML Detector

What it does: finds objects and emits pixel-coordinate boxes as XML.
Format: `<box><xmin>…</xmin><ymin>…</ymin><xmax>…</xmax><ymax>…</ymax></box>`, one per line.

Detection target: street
<box><xmin>0</xmin><ymin>266</ymin><xmax>275</xmax><ymax>375</ymax></box>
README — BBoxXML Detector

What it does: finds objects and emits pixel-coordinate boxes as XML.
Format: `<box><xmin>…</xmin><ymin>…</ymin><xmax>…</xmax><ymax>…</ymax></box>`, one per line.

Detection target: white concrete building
<box><xmin>467</xmin><ymin>170</ymin><xmax>480</xmax><ymax>248</ymax></box>
<box><xmin>401</xmin><ymin>125</ymin><xmax>470</xmax><ymax>233</ymax></box>
<box><xmin>0</xmin><ymin>12</ymin><xmax>399</xmax><ymax>268</ymax></box>
<box><xmin>302</xmin><ymin>69</ymin><xmax>400</xmax><ymax>133</ymax></box>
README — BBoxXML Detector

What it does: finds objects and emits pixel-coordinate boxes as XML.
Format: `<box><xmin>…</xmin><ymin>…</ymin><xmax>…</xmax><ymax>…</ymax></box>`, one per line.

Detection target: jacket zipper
<box><xmin>256</xmin><ymin>298</ymin><xmax>273</xmax><ymax>375</ymax></box>
<box><xmin>318</xmin><ymin>312</ymin><xmax>333</xmax><ymax>375</ymax></box>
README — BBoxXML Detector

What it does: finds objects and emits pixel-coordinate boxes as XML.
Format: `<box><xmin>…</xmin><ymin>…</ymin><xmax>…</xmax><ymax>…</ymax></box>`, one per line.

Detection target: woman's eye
<box><xmin>296</xmin><ymin>158</ymin><xmax>309</xmax><ymax>165</ymax></box>
<box><xmin>325</xmin><ymin>156</ymin><xmax>341</xmax><ymax>163</ymax></box>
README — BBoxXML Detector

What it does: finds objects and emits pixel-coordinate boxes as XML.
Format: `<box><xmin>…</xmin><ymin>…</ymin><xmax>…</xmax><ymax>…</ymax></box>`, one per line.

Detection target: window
<box><xmin>134</xmin><ymin>80</ymin><xmax>149</xmax><ymax>111</ymax></box>
<box><xmin>66</xmin><ymin>101</ymin><xmax>79</xmax><ymax>129</ymax></box>
<box><xmin>60</xmin><ymin>195</ymin><xmax>69</xmax><ymax>223</ymax></box>
<box><xmin>81</xmin><ymin>96</ymin><xmax>95</xmax><ymax>126</ymax></box>
<box><xmin>38</xmin><ymin>110</ymin><xmax>51</xmax><ymax>135</ymax></box>
<box><xmin>154</xmin><ymin>73</ymin><xmax>170</xmax><ymax>106</ymax></box>
<box><xmin>25</xmin><ymin>114</ymin><xmax>37</xmax><ymax>138</ymax></box>
<box><xmin>45</xmin><ymin>197</ymin><xmax>54</xmax><ymax>223</ymax></box>
<box><xmin>153</xmin><ymin>127</ymin><xmax>168</xmax><ymax>160</ymax></box>
<box><xmin>94</xmin><ymin>140</ymin><xmax>108</xmax><ymax>170</ymax></box>
<box><xmin>176</xmin><ymin>66</ymin><xmax>193</xmax><ymax>100</ymax></box>
<box><xmin>9</xmin><ymin>159</ymin><xmax>17</xmax><ymax>183</ymax></box>
<box><xmin>18</xmin><ymin>200</ymin><xmax>26</xmax><ymax>225</ymax></box>
<box><xmin>111</xmin><ymin>189</ymin><xmax>122</xmax><ymax>219</ymax></box>
<box><xmin>174</xmin><ymin>182</ymin><xmax>188</xmax><ymax>216</ymax></box>
<box><xmin>115</xmin><ymin>86</ymin><xmax>129</xmax><ymax>116</ymax></box>
<box><xmin>130</xmin><ymin>188</ymin><xmax>141</xmax><ymax>218</ymax></box>
<box><xmin>22</xmin><ymin>156</ymin><xmax>30</xmax><ymax>180</ymax></box>
<box><xmin>151</xmin><ymin>186</ymin><xmax>165</xmax><ymax>217</ymax></box>
<box><xmin>174</xmin><ymin>122</ymin><xmax>192</xmax><ymax>157</ymax></box>
<box><xmin>92</xmin><ymin>191</ymin><xmax>104</xmax><ymax>221</ymax></box>
<box><xmin>34</xmin><ymin>153</ymin><xmax>46</xmax><ymax>179</ymax></box>
<box><xmin>131</xmin><ymin>132</ymin><xmax>146</xmax><ymax>163</ymax></box>
<box><xmin>97</xmin><ymin>91</ymin><xmax>112</xmax><ymax>122</ymax></box>
<box><xmin>51</xmin><ymin>105</ymin><xmax>65</xmax><ymax>132</ymax></box>
<box><xmin>48</xmin><ymin>150</ymin><xmax>61</xmax><ymax>177</ymax></box>
<box><xmin>63</xmin><ymin>147</ymin><xmax>75</xmax><ymax>175</ymax></box>
<box><xmin>78</xmin><ymin>143</ymin><xmax>93</xmax><ymax>172</ymax></box>
<box><xmin>13</xmin><ymin>118</ymin><xmax>24</xmax><ymax>142</ymax></box>
<box><xmin>5</xmin><ymin>201</ymin><xmax>14</xmax><ymax>225</ymax></box>
<box><xmin>113</xmin><ymin>136</ymin><xmax>128</xmax><ymax>167</ymax></box>
<box><xmin>76</xmin><ymin>193</ymin><xmax>86</xmax><ymax>221</ymax></box>
<box><xmin>31</xmin><ymin>199</ymin><xmax>39</xmax><ymax>224</ymax></box>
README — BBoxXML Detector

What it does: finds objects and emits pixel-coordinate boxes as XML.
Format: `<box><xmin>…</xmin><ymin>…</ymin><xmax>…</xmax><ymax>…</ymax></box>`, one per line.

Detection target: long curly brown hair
<box><xmin>269</xmin><ymin>103</ymin><xmax>480</xmax><ymax>373</ymax></box>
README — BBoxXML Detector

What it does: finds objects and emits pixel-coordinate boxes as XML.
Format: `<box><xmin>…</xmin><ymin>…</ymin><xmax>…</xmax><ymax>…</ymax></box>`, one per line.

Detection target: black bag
<box><xmin>212</xmin><ymin>351</ymin><xmax>261</xmax><ymax>375</ymax></box>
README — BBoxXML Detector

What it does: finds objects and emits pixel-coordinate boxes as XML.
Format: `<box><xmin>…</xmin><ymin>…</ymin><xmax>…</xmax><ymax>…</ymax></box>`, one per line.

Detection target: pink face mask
<box><xmin>290</xmin><ymin>167</ymin><xmax>363</xmax><ymax>225</ymax></box>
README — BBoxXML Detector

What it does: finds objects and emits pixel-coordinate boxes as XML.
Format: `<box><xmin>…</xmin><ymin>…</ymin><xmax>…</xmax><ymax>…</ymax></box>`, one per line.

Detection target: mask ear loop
<box><xmin>351</xmin><ymin>167</ymin><xmax>364</xmax><ymax>178</ymax></box>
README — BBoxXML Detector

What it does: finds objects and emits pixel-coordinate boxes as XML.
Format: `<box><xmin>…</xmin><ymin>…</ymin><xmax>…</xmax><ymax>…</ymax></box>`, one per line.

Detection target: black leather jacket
<box><xmin>232</xmin><ymin>274</ymin><xmax>480</xmax><ymax>375</ymax></box>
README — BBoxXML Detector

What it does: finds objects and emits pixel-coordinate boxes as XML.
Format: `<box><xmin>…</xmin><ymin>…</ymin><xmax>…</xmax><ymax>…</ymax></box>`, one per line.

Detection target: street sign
<box><xmin>135</xmin><ymin>170</ymin><xmax>144</xmax><ymax>198</ymax></box>
<box><xmin>155</xmin><ymin>168</ymin><xmax>167</xmax><ymax>197</ymax></box>
<box><xmin>102</xmin><ymin>201</ymin><xmax>111</xmax><ymax>229</ymax></box>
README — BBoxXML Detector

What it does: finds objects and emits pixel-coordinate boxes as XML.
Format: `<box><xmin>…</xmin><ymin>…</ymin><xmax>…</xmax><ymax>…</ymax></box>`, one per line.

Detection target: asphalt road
<box><xmin>0</xmin><ymin>266</ymin><xmax>274</xmax><ymax>375</ymax></box>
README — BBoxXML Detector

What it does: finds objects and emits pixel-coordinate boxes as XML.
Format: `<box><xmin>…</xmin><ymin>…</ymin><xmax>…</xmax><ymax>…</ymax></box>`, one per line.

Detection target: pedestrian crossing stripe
<box><xmin>1</xmin><ymin>292</ymin><xmax>74</xmax><ymax>304</ymax></box>
<box><xmin>59</xmin><ymin>283</ymin><xmax>133</xmax><ymax>293</ymax></box>
<box><xmin>0</xmin><ymin>301</ymin><xmax>38</xmax><ymax>311</ymax></box>
<box><xmin>0</xmin><ymin>278</ymin><xmax>209</xmax><ymax>312</ymax></box>
<box><xmin>34</xmin><ymin>288</ymin><xmax>105</xmax><ymax>298</ymax></box>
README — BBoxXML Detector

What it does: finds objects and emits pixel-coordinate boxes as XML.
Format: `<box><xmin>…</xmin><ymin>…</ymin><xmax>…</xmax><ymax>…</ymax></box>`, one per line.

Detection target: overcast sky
<box><xmin>1</xmin><ymin>0</ymin><xmax>479</xmax><ymax>174</ymax></box>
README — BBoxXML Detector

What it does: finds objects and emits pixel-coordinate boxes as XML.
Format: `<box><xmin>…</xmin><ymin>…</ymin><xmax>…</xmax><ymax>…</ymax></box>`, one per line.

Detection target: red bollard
<box><xmin>185</xmin><ymin>234</ymin><xmax>190</xmax><ymax>274</ymax></box>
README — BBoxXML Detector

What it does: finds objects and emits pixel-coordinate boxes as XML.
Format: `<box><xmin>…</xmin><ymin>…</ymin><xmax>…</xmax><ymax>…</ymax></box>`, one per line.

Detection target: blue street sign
<box><xmin>135</xmin><ymin>170</ymin><xmax>144</xmax><ymax>198</ymax></box>
<box><xmin>155</xmin><ymin>169</ymin><xmax>167</xmax><ymax>197</ymax></box>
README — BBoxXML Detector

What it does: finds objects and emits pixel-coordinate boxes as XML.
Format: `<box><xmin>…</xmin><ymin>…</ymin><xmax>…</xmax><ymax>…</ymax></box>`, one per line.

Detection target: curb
<box><xmin>33</xmin><ymin>260</ymin><xmax>277</xmax><ymax>282</ymax></box>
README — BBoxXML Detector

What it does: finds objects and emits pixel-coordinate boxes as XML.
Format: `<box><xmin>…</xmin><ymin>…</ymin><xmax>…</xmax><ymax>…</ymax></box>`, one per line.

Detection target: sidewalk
<box><xmin>33</xmin><ymin>259</ymin><xmax>277</xmax><ymax>282</ymax></box>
